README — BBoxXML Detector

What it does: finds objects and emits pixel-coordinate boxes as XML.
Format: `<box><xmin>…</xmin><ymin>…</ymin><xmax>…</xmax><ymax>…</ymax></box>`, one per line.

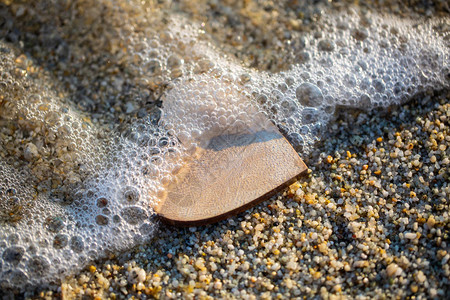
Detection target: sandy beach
<box><xmin>57</xmin><ymin>91</ymin><xmax>449</xmax><ymax>299</ymax></box>
<box><xmin>0</xmin><ymin>0</ymin><xmax>448</xmax><ymax>299</ymax></box>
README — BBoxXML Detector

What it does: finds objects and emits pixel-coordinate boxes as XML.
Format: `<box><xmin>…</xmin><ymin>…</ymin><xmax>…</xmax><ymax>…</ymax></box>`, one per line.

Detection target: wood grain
<box><xmin>153</xmin><ymin>122</ymin><xmax>307</xmax><ymax>227</ymax></box>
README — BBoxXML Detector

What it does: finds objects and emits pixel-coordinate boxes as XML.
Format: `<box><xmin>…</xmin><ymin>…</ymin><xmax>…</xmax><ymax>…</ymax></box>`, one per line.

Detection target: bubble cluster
<box><xmin>0</xmin><ymin>2</ymin><xmax>448</xmax><ymax>292</ymax></box>
<box><xmin>0</xmin><ymin>162</ymin><xmax>36</xmax><ymax>224</ymax></box>
<box><xmin>132</xmin><ymin>11</ymin><xmax>449</xmax><ymax>152</ymax></box>
<box><xmin>0</xmin><ymin>44</ymin><xmax>170</xmax><ymax>291</ymax></box>
<box><xmin>246</xmin><ymin>12</ymin><xmax>448</xmax><ymax>150</ymax></box>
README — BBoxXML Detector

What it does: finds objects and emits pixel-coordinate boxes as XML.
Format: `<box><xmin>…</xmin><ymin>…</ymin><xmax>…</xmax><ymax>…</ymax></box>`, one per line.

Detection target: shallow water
<box><xmin>0</xmin><ymin>0</ymin><xmax>448</xmax><ymax>292</ymax></box>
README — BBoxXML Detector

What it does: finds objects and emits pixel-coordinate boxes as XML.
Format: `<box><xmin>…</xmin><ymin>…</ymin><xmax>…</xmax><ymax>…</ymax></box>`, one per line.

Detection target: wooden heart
<box><xmin>153</xmin><ymin>121</ymin><xmax>307</xmax><ymax>226</ymax></box>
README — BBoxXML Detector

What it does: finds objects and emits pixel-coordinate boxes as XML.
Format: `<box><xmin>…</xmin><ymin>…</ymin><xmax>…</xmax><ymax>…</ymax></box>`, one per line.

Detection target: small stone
<box><xmin>312</xmin><ymin>271</ymin><xmax>322</xmax><ymax>279</ymax></box>
<box><xmin>415</xmin><ymin>270</ymin><xmax>426</xmax><ymax>284</ymax></box>
<box><xmin>24</xmin><ymin>143</ymin><xmax>39</xmax><ymax>161</ymax></box>
<box><xmin>195</xmin><ymin>259</ymin><xmax>205</xmax><ymax>270</ymax></box>
<box><xmin>295</xmin><ymin>188</ymin><xmax>305</xmax><ymax>198</ymax></box>
<box><xmin>426</xmin><ymin>216</ymin><xmax>436</xmax><ymax>228</ymax></box>
<box><xmin>271</xmin><ymin>262</ymin><xmax>281</xmax><ymax>271</ymax></box>
<box><xmin>136</xmin><ymin>282</ymin><xmax>145</xmax><ymax>291</ymax></box>
<box><xmin>318</xmin><ymin>243</ymin><xmax>328</xmax><ymax>255</ymax></box>
<box><xmin>214</xmin><ymin>280</ymin><xmax>222</xmax><ymax>289</ymax></box>
<box><xmin>404</xmin><ymin>232</ymin><xmax>417</xmax><ymax>240</ymax></box>
<box><xmin>128</xmin><ymin>267</ymin><xmax>146</xmax><ymax>284</ymax></box>
<box><xmin>286</xmin><ymin>261</ymin><xmax>298</xmax><ymax>270</ymax></box>
<box><xmin>386</xmin><ymin>263</ymin><xmax>402</xmax><ymax>277</ymax></box>
<box><xmin>353</xmin><ymin>260</ymin><xmax>369</xmax><ymax>268</ymax></box>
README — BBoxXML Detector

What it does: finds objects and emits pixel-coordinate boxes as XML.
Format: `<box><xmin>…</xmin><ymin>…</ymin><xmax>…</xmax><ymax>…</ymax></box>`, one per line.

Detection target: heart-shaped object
<box><xmin>153</xmin><ymin>119</ymin><xmax>307</xmax><ymax>227</ymax></box>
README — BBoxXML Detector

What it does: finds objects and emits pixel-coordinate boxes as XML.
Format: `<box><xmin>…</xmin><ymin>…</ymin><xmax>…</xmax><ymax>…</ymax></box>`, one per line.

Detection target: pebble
<box><xmin>127</xmin><ymin>267</ymin><xmax>146</xmax><ymax>284</ymax></box>
<box><xmin>353</xmin><ymin>260</ymin><xmax>369</xmax><ymax>268</ymax></box>
<box><xmin>415</xmin><ymin>270</ymin><xmax>426</xmax><ymax>284</ymax></box>
<box><xmin>404</xmin><ymin>232</ymin><xmax>418</xmax><ymax>240</ymax></box>
<box><xmin>427</xmin><ymin>216</ymin><xmax>436</xmax><ymax>228</ymax></box>
<box><xmin>386</xmin><ymin>263</ymin><xmax>403</xmax><ymax>277</ymax></box>
<box><xmin>23</xmin><ymin>143</ymin><xmax>39</xmax><ymax>161</ymax></box>
<box><xmin>214</xmin><ymin>280</ymin><xmax>222</xmax><ymax>290</ymax></box>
